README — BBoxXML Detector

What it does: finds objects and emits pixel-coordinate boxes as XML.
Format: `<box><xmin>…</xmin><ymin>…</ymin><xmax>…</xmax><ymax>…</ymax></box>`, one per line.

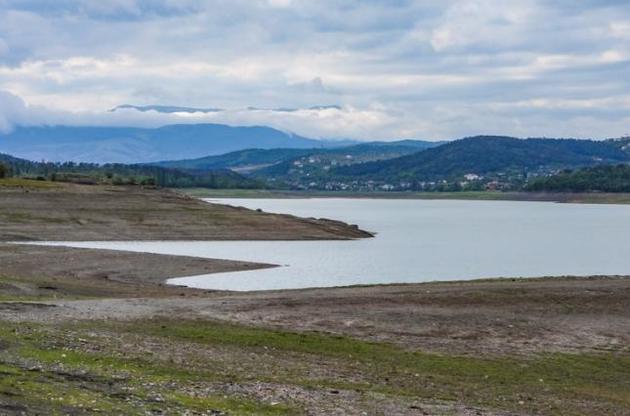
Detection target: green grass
<box><xmin>0</xmin><ymin>211</ymin><xmax>69</xmax><ymax>224</ymax></box>
<box><xmin>2</xmin><ymin>318</ymin><xmax>629</xmax><ymax>415</ymax></box>
<box><xmin>0</xmin><ymin>322</ymin><xmax>297</xmax><ymax>415</ymax></box>
<box><xmin>0</xmin><ymin>366</ymin><xmax>134</xmax><ymax>414</ymax></box>
<box><xmin>129</xmin><ymin>319</ymin><xmax>630</xmax><ymax>415</ymax></box>
<box><xmin>0</xmin><ymin>178</ymin><xmax>61</xmax><ymax>189</ymax></box>
<box><xmin>20</xmin><ymin>347</ymin><xmax>295</xmax><ymax>415</ymax></box>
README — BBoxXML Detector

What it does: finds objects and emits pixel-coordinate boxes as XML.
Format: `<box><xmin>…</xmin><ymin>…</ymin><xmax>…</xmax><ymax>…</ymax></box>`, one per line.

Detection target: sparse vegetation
<box><xmin>0</xmin><ymin>314</ymin><xmax>628</xmax><ymax>415</ymax></box>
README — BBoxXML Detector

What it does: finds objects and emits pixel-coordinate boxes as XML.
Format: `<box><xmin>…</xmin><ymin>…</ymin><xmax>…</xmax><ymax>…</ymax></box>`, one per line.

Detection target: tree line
<box><xmin>526</xmin><ymin>164</ymin><xmax>630</xmax><ymax>193</ymax></box>
<box><xmin>0</xmin><ymin>154</ymin><xmax>262</xmax><ymax>189</ymax></box>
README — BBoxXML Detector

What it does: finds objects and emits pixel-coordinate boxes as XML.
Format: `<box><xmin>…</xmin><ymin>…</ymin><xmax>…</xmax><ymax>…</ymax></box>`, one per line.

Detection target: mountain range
<box><xmin>0</xmin><ymin>124</ymin><xmax>349</xmax><ymax>164</ymax></box>
<box><xmin>3</xmin><ymin>123</ymin><xmax>630</xmax><ymax>193</ymax></box>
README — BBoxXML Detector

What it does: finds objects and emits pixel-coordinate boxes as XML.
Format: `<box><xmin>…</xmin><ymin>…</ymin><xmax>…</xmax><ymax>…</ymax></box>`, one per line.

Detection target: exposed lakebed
<box><xmin>32</xmin><ymin>198</ymin><xmax>630</xmax><ymax>291</ymax></box>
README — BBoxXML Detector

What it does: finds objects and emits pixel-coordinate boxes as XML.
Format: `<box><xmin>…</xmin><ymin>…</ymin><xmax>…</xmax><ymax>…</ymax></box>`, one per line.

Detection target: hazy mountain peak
<box><xmin>0</xmin><ymin>123</ymin><xmax>335</xmax><ymax>163</ymax></box>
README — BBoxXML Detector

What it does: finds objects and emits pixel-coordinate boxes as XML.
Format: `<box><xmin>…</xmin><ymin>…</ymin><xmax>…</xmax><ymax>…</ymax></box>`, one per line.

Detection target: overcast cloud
<box><xmin>0</xmin><ymin>0</ymin><xmax>629</xmax><ymax>140</ymax></box>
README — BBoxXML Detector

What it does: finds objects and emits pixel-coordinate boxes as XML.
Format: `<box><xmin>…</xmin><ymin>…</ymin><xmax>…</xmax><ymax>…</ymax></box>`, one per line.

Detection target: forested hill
<box><xmin>335</xmin><ymin>136</ymin><xmax>630</xmax><ymax>181</ymax></box>
<box><xmin>153</xmin><ymin>140</ymin><xmax>439</xmax><ymax>173</ymax></box>
<box><xmin>526</xmin><ymin>164</ymin><xmax>630</xmax><ymax>193</ymax></box>
<box><xmin>155</xmin><ymin>148</ymin><xmax>315</xmax><ymax>171</ymax></box>
<box><xmin>0</xmin><ymin>153</ymin><xmax>260</xmax><ymax>189</ymax></box>
<box><xmin>0</xmin><ymin>153</ymin><xmax>37</xmax><ymax>174</ymax></box>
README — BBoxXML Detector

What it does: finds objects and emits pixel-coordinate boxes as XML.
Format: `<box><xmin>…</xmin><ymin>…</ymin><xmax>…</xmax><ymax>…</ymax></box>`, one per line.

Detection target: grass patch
<box><xmin>0</xmin><ymin>211</ymin><xmax>69</xmax><ymax>224</ymax></box>
<box><xmin>0</xmin><ymin>363</ymin><xmax>138</xmax><ymax>414</ymax></box>
<box><xmin>0</xmin><ymin>321</ymin><xmax>298</xmax><ymax>415</ymax></box>
<box><xmin>167</xmin><ymin>392</ymin><xmax>294</xmax><ymax>416</ymax></box>
<box><xmin>14</xmin><ymin>346</ymin><xmax>296</xmax><ymax>415</ymax></box>
<box><xmin>0</xmin><ymin>178</ymin><xmax>61</xmax><ymax>189</ymax></box>
<box><xmin>2</xmin><ymin>318</ymin><xmax>629</xmax><ymax>415</ymax></box>
<box><xmin>129</xmin><ymin>319</ymin><xmax>630</xmax><ymax>415</ymax></box>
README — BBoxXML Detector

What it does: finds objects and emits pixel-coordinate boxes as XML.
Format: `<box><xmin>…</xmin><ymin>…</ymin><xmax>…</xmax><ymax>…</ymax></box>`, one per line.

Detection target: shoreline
<box><xmin>184</xmin><ymin>188</ymin><xmax>630</xmax><ymax>204</ymax></box>
<box><xmin>8</xmin><ymin>241</ymin><xmax>629</xmax><ymax>295</ymax></box>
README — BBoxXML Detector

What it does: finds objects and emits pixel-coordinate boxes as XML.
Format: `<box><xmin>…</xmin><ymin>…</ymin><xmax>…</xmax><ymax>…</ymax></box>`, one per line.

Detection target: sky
<box><xmin>0</xmin><ymin>0</ymin><xmax>629</xmax><ymax>141</ymax></box>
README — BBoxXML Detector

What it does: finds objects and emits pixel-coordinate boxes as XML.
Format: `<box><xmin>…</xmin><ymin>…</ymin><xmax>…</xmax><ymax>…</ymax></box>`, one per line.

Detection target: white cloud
<box><xmin>430</xmin><ymin>0</ymin><xmax>536</xmax><ymax>52</ymax></box>
<box><xmin>0</xmin><ymin>1</ymin><xmax>629</xmax><ymax>140</ymax></box>
<box><xmin>0</xmin><ymin>90</ymin><xmax>25</xmax><ymax>132</ymax></box>
<box><xmin>610</xmin><ymin>21</ymin><xmax>630</xmax><ymax>39</ymax></box>
<box><xmin>267</xmin><ymin>0</ymin><xmax>292</xmax><ymax>8</ymax></box>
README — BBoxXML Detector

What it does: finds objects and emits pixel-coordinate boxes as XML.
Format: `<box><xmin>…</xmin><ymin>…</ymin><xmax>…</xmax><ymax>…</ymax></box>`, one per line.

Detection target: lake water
<box><xmin>38</xmin><ymin>198</ymin><xmax>630</xmax><ymax>291</ymax></box>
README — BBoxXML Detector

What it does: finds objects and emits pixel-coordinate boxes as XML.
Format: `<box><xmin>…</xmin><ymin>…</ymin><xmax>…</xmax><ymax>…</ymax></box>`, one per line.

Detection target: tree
<box><xmin>0</xmin><ymin>163</ymin><xmax>8</xmax><ymax>179</ymax></box>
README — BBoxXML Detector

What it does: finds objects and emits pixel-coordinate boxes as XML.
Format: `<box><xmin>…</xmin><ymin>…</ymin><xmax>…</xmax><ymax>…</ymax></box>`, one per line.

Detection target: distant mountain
<box><xmin>0</xmin><ymin>124</ymin><xmax>344</xmax><ymax>164</ymax></box>
<box><xmin>336</xmin><ymin>136</ymin><xmax>630</xmax><ymax>181</ymax></box>
<box><xmin>154</xmin><ymin>140</ymin><xmax>440</xmax><ymax>175</ymax></box>
<box><xmin>0</xmin><ymin>153</ymin><xmax>26</xmax><ymax>163</ymax></box>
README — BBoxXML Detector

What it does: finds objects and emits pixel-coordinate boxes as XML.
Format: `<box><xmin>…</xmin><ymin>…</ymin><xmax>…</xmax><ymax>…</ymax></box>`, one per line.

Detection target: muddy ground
<box><xmin>0</xmin><ymin>180</ymin><xmax>372</xmax><ymax>241</ymax></box>
<box><xmin>3</xmin><ymin>272</ymin><xmax>629</xmax><ymax>357</ymax></box>
<box><xmin>0</xmin><ymin>243</ymin><xmax>272</xmax><ymax>298</ymax></box>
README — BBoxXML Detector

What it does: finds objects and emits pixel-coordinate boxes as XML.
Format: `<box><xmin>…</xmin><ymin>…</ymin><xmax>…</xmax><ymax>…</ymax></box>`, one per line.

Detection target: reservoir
<box><xmin>38</xmin><ymin>198</ymin><xmax>630</xmax><ymax>291</ymax></box>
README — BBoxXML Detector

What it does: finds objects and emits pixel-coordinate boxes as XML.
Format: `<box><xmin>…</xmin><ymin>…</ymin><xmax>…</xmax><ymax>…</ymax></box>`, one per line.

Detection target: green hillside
<box><xmin>336</xmin><ymin>136</ymin><xmax>630</xmax><ymax>181</ymax></box>
<box><xmin>0</xmin><ymin>153</ymin><xmax>261</xmax><ymax>189</ymax></box>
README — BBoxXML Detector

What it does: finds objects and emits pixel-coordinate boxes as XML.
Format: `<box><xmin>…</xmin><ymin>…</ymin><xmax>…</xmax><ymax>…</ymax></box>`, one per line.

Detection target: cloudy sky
<box><xmin>0</xmin><ymin>0</ymin><xmax>629</xmax><ymax>140</ymax></box>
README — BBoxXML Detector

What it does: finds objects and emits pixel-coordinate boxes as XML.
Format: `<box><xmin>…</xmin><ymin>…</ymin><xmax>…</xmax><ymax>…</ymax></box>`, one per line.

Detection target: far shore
<box><xmin>183</xmin><ymin>188</ymin><xmax>630</xmax><ymax>204</ymax></box>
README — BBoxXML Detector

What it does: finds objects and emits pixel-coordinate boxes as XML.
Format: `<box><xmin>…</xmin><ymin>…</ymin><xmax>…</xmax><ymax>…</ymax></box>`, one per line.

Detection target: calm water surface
<box><xmin>38</xmin><ymin>198</ymin><xmax>630</xmax><ymax>291</ymax></box>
